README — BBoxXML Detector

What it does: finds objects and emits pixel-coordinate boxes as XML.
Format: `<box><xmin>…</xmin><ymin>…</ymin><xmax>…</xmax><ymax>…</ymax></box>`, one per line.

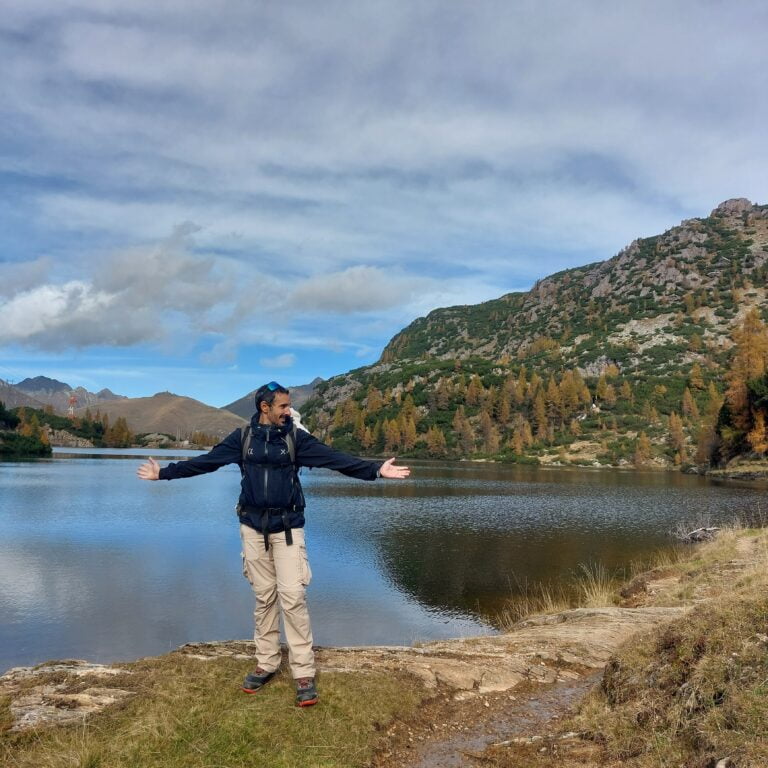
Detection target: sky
<box><xmin>0</xmin><ymin>1</ymin><xmax>766</xmax><ymax>407</ymax></box>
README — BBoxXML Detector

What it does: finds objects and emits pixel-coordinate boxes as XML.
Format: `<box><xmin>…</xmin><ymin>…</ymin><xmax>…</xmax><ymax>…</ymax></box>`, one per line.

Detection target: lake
<box><xmin>1</xmin><ymin>449</ymin><xmax>765</xmax><ymax>673</ymax></box>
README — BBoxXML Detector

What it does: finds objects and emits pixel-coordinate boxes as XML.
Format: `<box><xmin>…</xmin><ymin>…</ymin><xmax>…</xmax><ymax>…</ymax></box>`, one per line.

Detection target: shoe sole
<box><xmin>296</xmin><ymin>697</ymin><xmax>319</xmax><ymax>707</ymax></box>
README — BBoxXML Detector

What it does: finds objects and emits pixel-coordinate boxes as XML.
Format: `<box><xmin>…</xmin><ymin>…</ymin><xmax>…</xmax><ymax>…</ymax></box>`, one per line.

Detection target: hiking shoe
<box><xmin>242</xmin><ymin>667</ymin><xmax>277</xmax><ymax>693</ymax></box>
<box><xmin>295</xmin><ymin>677</ymin><xmax>318</xmax><ymax>707</ymax></box>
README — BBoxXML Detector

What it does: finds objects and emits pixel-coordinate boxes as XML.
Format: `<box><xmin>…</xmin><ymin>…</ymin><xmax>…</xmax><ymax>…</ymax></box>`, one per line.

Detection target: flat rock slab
<box><xmin>316</xmin><ymin>606</ymin><xmax>687</xmax><ymax>693</ymax></box>
<box><xmin>0</xmin><ymin>660</ymin><xmax>133</xmax><ymax>732</ymax></box>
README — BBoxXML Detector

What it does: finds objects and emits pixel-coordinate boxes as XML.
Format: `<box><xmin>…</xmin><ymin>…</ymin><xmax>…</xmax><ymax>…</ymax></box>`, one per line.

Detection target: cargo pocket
<box><xmin>241</xmin><ymin>552</ymin><xmax>253</xmax><ymax>584</ymax></box>
<box><xmin>298</xmin><ymin>543</ymin><xmax>312</xmax><ymax>587</ymax></box>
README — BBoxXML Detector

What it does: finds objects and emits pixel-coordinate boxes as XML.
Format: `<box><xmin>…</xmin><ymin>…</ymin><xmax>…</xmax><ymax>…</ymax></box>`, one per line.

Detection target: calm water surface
<box><xmin>1</xmin><ymin>450</ymin><xmax>765</xmax><ymax>673</ymax></box>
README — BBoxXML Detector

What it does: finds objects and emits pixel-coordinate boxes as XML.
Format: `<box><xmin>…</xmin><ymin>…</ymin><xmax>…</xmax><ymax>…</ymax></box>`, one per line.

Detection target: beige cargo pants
<box><xmin>240</xmin><ymin>524</ymin><xmax>315</xmax><ymax>679</ymax></box>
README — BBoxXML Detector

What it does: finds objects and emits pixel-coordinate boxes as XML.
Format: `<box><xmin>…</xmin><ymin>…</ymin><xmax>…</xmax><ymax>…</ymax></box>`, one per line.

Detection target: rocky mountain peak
<box><xmin>711</xmin><ymin>198</ymin><xmax>753</xmax><ymax>215</ymax></box>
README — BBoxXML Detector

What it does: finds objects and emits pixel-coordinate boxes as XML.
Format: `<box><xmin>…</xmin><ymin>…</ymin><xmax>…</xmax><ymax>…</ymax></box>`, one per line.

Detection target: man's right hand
<box><xmin>137</xmin><ymin>457</ymin><xmax>160</xmax><ymax>481</ymax></box>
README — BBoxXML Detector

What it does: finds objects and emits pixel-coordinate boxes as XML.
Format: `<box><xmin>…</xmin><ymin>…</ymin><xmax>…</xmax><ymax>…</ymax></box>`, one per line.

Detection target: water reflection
<box><xmin>1</xmin><ymin>455</ymin><xmax>765</xmax><ymax>672</ymax></box>
<box><xmin>306</xmin><ymin>462</ymin><xmax>765</xmax><ymax>619</ymax></box>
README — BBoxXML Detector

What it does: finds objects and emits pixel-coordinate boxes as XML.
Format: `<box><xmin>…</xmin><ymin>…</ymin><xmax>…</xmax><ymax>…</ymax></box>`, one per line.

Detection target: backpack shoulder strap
<box><xmin>240</xmin><ymin>425</ymin><xmax>251</xmax><ymax>474</ymax></box>
<box><xmin>284</xmin><ymin>424</ymin><xmax>297</xmax><ymax>467</ymax></box>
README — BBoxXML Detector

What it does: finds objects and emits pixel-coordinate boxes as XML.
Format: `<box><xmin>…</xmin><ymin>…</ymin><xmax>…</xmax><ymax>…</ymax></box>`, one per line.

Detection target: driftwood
<box><xmin>677</xmin><ymin>527</ymin><xmax>720</xmax><ymax>543</ymax></box>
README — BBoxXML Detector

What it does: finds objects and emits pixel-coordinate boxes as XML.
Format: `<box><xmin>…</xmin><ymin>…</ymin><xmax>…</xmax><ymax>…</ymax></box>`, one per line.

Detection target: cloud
<box><xmin>0</xmin><ymin>226</ymin><xmax>242</xmax><ymax>350</ymax></box>
<box><xmin>291</xmin><ymin>266</ymin><xmax>423</xmax><ymax>313</ymax></box>
<box><xmin>0</xmin><ymin>257</ymin><xmax>52</xmax><ymax>297</ymax></box>
<box><xmin>259</xmin><ymin>353</ymin><xmax>297</xmax><ymax>369</ymax></box>
<box><xmin>1</xmin><ymin>0</ymin><xmax>766</xmax><ymax>382</ymax></box>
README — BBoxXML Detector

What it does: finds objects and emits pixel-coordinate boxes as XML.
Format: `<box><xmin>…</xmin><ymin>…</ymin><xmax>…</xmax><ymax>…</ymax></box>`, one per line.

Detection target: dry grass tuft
<box><xmin>495</xmin><ymin>581</ymin><xmax>571</xmax><ymax>629</ymax></box>
<box><xmin>575</xmin><ymin>562</ymin><xmax>616</xmax><ymax>608</ymax></box>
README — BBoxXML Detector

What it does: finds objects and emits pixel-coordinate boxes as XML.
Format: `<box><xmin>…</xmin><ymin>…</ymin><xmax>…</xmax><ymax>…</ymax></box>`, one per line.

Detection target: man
<box><xmin>137</xmin><ymin>381</ymin><xmax>409</xmax><ymax>707</ymax></box>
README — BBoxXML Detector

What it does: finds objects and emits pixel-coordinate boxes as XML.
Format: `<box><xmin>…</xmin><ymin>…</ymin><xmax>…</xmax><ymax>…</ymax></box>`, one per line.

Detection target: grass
<box><xmin>481</xmin><ymin>526</ymin><xmax>768</xmax><ymax>768</ymax></box>
<box><xmin>1</xmin><ymin>656</ymin><xmax>425</xmax><ymax>768</ymax></box>
<box><xmin>494</xmin><ymin>561</ymin><xmax>621</xmax><ymax>630</ymax></box>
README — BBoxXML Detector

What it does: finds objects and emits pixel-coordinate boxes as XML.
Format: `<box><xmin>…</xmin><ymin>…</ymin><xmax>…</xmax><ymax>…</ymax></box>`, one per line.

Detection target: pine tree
<box><xmin>384</xmin><ymin>419</ymin><xmax>401</xmax><ymax>453</ymax></box>
<box><xmin>634</xmin><ymin>432</ymin><xmax>651</xmax><ymax>467</ymax></box>
<box><xmin>689</xmin><ymin>363</ymin><xmax>704</xmax><ymax>390</ymax></box>
<box><xmin>514</xmin><ymin>366</ymin><xmax>527</xmax><ymax>404</ymax></box>
<box><xmin>452</xmin><ymin>409</ymin><xmax>475</xmax><ymax>456</ymax></box>
<box><xmin>480</xmin><ymin>411</ymin><xmax>500</xmax><ymax>454</ymax></box>
<box><xmin>747</xmin><ymin>411</ymin><xmax>768</xmax><ymax>455</ymax></box>
<box><xmin>425</xmin><ymin>426</ymin><xmax>448</xmax><ymax>457</ymax></box>
<box><xmin>545</xmin><ymin>376</ymin><xmax>562</xmax><ymax>425</ymax></box>
<box><xmin>342</xmin><ymin>398</ymin><xmax>360</xmax><ymax>426</ymax></box>
<box><xmin>725</xmin><ymin>308</ymin><xmax>768</xmax><ymax>431</ymax></box>
<box><xmin>533</xmin><ymin>391</ymin><xmax>547</xmax><ymax>438</ymax></box>
<box><xmin>354</xmin><ymin>411</ymin><xmax>367</xmax><ymax>442</ymax></box>
<box><xmin>682</xmin><ymin>387</ymin><xmax>700</xmax><ymax>421</ymax></box>
<box><xmin>435</xmin><ymin>378</ymin><xmax>452</xmax><ymax>409</ymax></box>
<box><xmin>668</xmin><ymin>412</ymin><xmax>686</xmax><ymax>459</ymax></box>
<box><xmin>498</xmin><ymin>391</ymin><xmax>511</xmax><ymax>425</ymax></box>
<box><xmin>366</xmin><ymin>387</ymin><xmax>384</xmax><ymax>413</ymax></box>
<box><xmin>465</xmin><ymin>375</ymin><xmax>482</xmax><ymax>406</ymax></box>
<box><xmin>402</xmin><ymin>418</ymin><xmax>417</xmax><ymax>451</ymax></box>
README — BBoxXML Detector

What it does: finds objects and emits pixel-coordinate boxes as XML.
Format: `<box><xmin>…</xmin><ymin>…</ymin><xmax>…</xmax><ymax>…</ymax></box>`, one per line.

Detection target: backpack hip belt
<box><xmin>238</xmin><ymin>505</ymin><xmax>295</xmax><ymax>550</ymax></box>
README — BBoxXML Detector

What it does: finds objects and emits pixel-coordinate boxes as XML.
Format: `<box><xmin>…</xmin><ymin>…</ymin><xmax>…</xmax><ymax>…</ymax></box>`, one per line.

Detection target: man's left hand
<box><xmin>379</xmin><ymin>457</ymin><xmax>410</xmax><ymax>479</ymax></box>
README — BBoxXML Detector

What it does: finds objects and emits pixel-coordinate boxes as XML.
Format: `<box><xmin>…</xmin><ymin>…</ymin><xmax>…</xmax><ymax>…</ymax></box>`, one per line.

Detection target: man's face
<box><xmin>260</xmin><ymin>392</ymin><xmax>292</xmax><ymax>426</ymax></box>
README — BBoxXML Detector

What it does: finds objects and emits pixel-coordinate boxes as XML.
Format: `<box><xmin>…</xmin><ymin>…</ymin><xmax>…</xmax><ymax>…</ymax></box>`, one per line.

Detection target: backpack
<box><xmin>238</xmin><ymin>423</ymin><xmax>301</xmax><ymax>550</ymax></box>
<box><xmin>239</xmin><ymin>423</ymin><xmax>298</xmax><ymax>472</ymax></box>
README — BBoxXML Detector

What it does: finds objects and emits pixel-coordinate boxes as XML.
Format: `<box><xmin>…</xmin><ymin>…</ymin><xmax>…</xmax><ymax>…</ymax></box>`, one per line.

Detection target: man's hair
<box><xmin>254</xmin><ymin>381</ymin><xmax>290</xmax><ymax>412</ymax></box>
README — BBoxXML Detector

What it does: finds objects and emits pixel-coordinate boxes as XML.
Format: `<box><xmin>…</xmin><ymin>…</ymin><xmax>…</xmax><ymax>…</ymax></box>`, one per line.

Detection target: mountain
<box><xmin>74</xmin><ymin>392</ymin><xmax>246</xmax><ymax>439</ymax></box>
<box><xmin>380</xmin><ymin>198</ymin><xmax>767</xmax><ymax>371</ymax></box>
<box><xmin>0</xmin><ymin>379</ymin><xmax>46</xmax><ymax>409</ymax></box>
<box><xmin>15</xmin><ymin>376</ymin><xmax>127</xmax><ymax>414</ymax></box>
<box><xmin>300</xmin><ymin>199</ymin><xmax>768</xmax><ymax>467</ymax></box>
<box><xmin>223</xmin><ymin>378</ymin><xmax>323</xmax><ymax>420</ymax></box>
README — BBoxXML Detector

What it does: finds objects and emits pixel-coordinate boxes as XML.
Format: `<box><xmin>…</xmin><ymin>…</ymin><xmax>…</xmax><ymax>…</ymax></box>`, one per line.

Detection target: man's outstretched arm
<box><xmin>296</xmin><ymin>431</ymin><xmax>410</xmax><ymax>480</ymax></box>
<box><xmin>136</xmin><ymin>430</ymin><xmax>242</xmax><ymax>481</ymax></box>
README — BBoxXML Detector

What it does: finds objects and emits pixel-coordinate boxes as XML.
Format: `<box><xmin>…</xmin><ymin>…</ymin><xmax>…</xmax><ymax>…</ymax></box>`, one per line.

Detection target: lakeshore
<box><xmin>3</xmin><ymin>527</ymin><xmax>767</xmax><ymax>767</ymax></box>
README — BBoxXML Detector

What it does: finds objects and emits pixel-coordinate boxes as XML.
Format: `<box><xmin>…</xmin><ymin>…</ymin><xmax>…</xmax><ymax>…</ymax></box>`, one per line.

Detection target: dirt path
<box><xmin>369</xmin><ymin>674</ymin><xmax>601</xmax><ymax>768</ymax></box>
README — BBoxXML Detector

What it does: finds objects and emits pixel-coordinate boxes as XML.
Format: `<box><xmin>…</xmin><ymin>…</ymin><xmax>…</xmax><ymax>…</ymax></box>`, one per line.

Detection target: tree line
<box><xmin>307</xmin><ymin>311</ymin><xmax>768</xmax><ymax>469</ymax></box>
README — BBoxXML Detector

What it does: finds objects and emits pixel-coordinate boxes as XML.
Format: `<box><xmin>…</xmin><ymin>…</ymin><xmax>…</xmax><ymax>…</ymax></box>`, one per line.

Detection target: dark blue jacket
<box><xmin>159</xmin><ymin>416</ymin><xmax>383</xmax><ymax>533</ymax></box>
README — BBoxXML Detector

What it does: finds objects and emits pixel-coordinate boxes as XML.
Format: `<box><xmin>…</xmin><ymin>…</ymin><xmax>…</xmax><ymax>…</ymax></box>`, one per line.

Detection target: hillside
<box><xmin>381</xmin><ymin>198</ymin><xmax>766</xmax><ymax>369</ymax></box>
<box><xmin>74</xmin><ymin>392</ymin><xmax>246</xmax><ymax>439</ymax></box>
<box><xmin>223</xmin><ymin>377</ymin><xmax>322</xmax><ymax>420</ymax></box>
<box><xmin>301</xmin><ymin>199</ymin><xmax>768</xmax><ymax>468</ymax></box>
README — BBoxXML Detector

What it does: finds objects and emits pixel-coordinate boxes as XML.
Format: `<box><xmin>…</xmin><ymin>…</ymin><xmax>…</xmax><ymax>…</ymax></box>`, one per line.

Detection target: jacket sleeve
<box><xmin>295</xmin><ymin>431</ymin><xmax>383</xmax><ymax>480</ymax></box>
<box><xmin>158</xmin><ymin>428</ymin><xmax>243</xmax><ymax>480</ymax></box>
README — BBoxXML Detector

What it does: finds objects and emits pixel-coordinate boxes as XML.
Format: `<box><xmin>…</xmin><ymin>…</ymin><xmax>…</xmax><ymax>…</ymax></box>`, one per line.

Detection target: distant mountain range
<box><xmin>74</xmin><ymin>392</ymin><xmax>247</xmax><ymax>439</ymax></box>
<box><xmin>14</xmin><ymin>376</ymin><xmax>126</xmax><ymax>413</ymax></box>
<box><xmin>1</xmin><ymin>374</ymin><xmax>321</xmax><ymax>442</ymax></box>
